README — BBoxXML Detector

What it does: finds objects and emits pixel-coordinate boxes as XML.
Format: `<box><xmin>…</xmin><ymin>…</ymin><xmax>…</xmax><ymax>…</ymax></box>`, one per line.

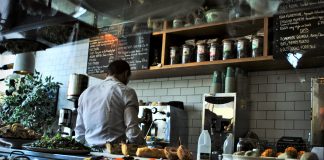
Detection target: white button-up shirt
<box><xmin>75</xmin><ymin>76</ymin><xmax>144</xmax><ymax>146</ymax></box>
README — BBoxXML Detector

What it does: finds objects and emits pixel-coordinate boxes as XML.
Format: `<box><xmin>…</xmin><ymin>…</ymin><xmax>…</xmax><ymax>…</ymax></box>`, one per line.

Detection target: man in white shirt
<box><xmin>75</xmin><ymin>60</ymin><xmax>144</xmax><ymax>147</ymax></box>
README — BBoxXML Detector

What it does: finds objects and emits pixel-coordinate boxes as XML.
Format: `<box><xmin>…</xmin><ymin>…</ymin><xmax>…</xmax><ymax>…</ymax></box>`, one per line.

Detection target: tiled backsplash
<box><xmin>0</xmin><ymin>53</ymin><xmax>15</xmax><ymax>91</ymax></box>
<box><xmin>1</xmin><ymin>40</ymin><xmax>323</xmax><ymax>154</ymax></box>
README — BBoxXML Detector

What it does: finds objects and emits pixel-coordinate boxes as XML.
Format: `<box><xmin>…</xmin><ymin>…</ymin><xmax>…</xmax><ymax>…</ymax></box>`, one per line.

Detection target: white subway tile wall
<box><xmin>0</xmin><ymin>53</ymin><xmax>15</xmax><ymax>91</ymax></box>
<box><xmin>1</xmin><ymin>41</ymin><xmax>324</xmax><ymax>154</ymax></box>
<box><xmin>247</xmin><ymin>70</ymin><xmax>322</xmax><ymax>144</ymax></box>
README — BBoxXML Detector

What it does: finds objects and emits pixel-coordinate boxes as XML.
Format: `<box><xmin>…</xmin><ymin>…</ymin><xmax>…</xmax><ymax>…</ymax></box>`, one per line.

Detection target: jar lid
<box><xmin>170</xmin><ymin>46</ymin><xmax>178</xmax><ymax>49</ymax></box>
<box><xmin>237</xmin><ymin>37</ymin><xmax>249</xmax><ymax>41</ymax></box>
<box><xmin>222</xmin><ymin>39</ymin><xmax>234</xmax><ymax>43</ymax></box>
<box><xmin>209</xmin><ymin>41</ymin><xmax>219</xmax><ymax>45</ymax></box>
<box><xmin>196</xmin><ymin>42</ymin><xmax>206</xmax><ymax>45</ymax></box>
<box><xmin>182</xmin><ymin>44</ymin><xmax>190</xmax><ymax>47</ymax></box>
<box><xmin>252</xmin><ymin>35</ymin><xmax>263</xmax><ymax>39</ymax></box>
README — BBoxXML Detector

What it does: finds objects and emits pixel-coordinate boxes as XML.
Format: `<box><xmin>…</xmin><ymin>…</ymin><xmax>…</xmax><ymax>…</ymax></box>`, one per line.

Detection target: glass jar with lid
<box><xmin>182</xmin><ymin>44</ymin><xmax>192</xmax><ymax>64</ymax></box>
<box><xmin>170</xmin><ymin>46</ymin><xmax>180</xmax><ymax>65</ymax></box>
<box><xmin>222</xmin><ymin>39</ymin><xmax>235</xmax><ymax>60</ymax></box>
<box><xmin>173</xmin><ymin>17</ymin><xmax>184</xmax><ymax>28</ymax></box>
<box><xmin>209</xmin><ymin>41</ymin><xmax>221</xmax><ymax>61</ymax></box>
<box><xmin>237</xmin><ymin>38</ymin><xmax>249</xmax><ymax>58</ymax></box>
<box><xmin>252</xmin><ymin>36</ymin><xmax>263</xmax><ymax>57</ymax></box>
<box><xmin>196</xmin><ymin>41</ymin><xmax>207</xmax><ymax>62</ymax></box>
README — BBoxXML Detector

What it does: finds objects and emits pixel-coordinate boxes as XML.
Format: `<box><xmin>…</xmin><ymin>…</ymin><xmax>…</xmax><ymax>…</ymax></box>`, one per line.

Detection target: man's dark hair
<box><xmin>107</xmin><ymin>60</ymin><xmax>131</xmax><ymax>76</ymax></box>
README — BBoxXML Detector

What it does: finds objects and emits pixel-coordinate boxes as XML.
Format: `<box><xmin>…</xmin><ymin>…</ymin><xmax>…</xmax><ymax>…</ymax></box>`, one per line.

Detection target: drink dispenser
<box><xmin>202</xmin><ymin>93</ymin><xmax>249</xmax><ymax>153</ymax></box>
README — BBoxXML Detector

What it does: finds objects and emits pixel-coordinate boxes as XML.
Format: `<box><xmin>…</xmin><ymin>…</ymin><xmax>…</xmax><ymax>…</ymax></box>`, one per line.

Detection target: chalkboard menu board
<box><xmin>277</xmin><ymin>0</ymin><xmax>324</xmax><ymax>14</ymax></box>
<box><xmin>87</xmin><ymin>23</ymin><xmax>151</xmax><ymax>74</ymax></box>
<box><xmin>273</xmin><ymin>1</ymin><xmax>324</xmax><ymax>59</ymax></box>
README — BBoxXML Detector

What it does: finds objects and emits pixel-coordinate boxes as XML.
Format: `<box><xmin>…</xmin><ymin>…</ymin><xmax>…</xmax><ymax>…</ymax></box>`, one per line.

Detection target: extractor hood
<box><xmin>0</xmin><ymin>0</ymin><xmax>98</xmax><ymax>53</ymax></box>
<box><xmin>0</xmin><ymin>0</ymin><xmax>206</xmax><ymax>53</ymax></box>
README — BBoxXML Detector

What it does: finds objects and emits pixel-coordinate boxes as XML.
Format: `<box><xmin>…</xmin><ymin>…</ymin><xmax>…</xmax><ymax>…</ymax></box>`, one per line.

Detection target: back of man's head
<box><xmin>107</xmin><ymin>60</ymin><xmax>131</xmax><ymax>76</ymax></box>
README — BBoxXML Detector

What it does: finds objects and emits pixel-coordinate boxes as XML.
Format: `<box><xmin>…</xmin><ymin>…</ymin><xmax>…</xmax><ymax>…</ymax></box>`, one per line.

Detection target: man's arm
<box><xmin>75</xmin><ymin>99</ymin><xmax>86</xmax><ymax>144</ymax></box>
<box><xmin>123</xmin><ymin>88</ymin><xmax>145</xmax><ymax>144</ymax></box>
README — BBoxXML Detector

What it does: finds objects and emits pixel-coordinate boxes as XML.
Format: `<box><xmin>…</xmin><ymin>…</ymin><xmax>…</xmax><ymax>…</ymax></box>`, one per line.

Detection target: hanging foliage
<box><xmin>0</xmin><ymin>71</ymin><xmax>61</xmax><ymax>133</ymax></box>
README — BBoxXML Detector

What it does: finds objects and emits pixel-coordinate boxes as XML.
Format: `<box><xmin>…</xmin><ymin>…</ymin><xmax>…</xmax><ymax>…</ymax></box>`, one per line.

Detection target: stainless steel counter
<box><xmin>0</xmin><ymin>147</ymin><xmax>88</xmax><ymax>160</ymax></box>
<box><xmin>0</xmin><ymin>147</ymin><xmax>155</xmax><ymax>160</ymax></box>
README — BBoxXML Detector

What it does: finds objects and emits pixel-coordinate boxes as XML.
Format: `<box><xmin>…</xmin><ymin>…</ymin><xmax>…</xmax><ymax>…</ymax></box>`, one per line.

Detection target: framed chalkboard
<box><xmin>273</xmin><ymin>0</ymin><xmax>324</xmax><ymax>60</ymax></box>
<box><xmin>87</xmin><ymin>23</ymin><xmax>151</xmax><ymax>74</ymax></box>
<box><xmin>277</xmin><ymin>0</ymin><xmax>324</xmax><ymax>14</ymax></box>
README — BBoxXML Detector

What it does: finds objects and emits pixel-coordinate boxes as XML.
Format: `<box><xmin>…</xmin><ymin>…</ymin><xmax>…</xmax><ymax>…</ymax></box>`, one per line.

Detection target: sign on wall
<box><xmin>273</xmin><ymin>0</ymin><xmax>324</xmax><ymax>60</ymax></box>
<box><xmin>87</xmin><ymin>23</ymin><xmax>151</xmax><ymax>74</ymax></box>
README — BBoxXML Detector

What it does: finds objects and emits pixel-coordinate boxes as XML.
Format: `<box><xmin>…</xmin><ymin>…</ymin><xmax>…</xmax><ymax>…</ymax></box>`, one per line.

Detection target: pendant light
<box><xmin>13</xmin><ymin>52</ymin><xmax>35</xmax><ymax>75</ymax></box>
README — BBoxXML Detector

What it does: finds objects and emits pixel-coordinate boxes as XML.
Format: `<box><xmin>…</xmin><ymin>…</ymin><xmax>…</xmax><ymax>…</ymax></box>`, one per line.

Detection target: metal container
<box><xmin>222</xmin><ymin>39</ymin><xmax>235</xmax><ymax>60</ymax></box>
<box><xmin>182</xmin><ymin>44</ymin><xmax>192</xmax><ymax>64</ymax></box>
<box><xmin>236</xmin><ymin>138</ymin><xmax>257</xmax><ymax>151</ymax></box>
<box><xmin>59</xmin><ymin>108</ymin><xmax>72</xmax><ymax>127</ymax></box>
<box><xmin>67</xmin><ymin>73</ymin><xmax>88</xmax><ymax>101</ymax></box>
<box><xmin>170</xmin><ymin>46</ymin><xmax>180</xmax><ymax>65</ymax></box>
<box><xmin>197</xmin><ymin>42</ymin><xmax>207</xmax><ymax>62</ymax></box>
<box><xmin>252</xmin><ymin>36</ymin><xmax>263</xmax><ymax>57</ymax></box>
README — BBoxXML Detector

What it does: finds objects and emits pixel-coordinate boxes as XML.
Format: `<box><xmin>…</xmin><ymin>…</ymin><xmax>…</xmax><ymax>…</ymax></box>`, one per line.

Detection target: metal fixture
<box><xmin>0</xmin><ymin>63</ymin><xmax>13</xmax><ymax>70</ymax></box>
<box><xmin>13</xmin><ymin>52</ymin><xmax>35</xmax><ymax>75</ymax></box>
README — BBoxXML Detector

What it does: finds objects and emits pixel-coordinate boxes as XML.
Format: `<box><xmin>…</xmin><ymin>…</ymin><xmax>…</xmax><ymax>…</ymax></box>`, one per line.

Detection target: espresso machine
<box><xmin>138</xmin><ymin>102</ymin><xmax>188</xmax><ymax>147</ymax></box>
<box><xmin>311</xmin><ymin>78</ymin><xmax>324</xmax><ymax>159</ymax></box>
<box><xmin>202</xmin><ymin>93</ymin><xmax>249</xmax><ymax>153</ymax></box>
<box><xmin>58</xmin><ymin>73</ymin><xmax>88</xmax><ymax>136</ymax></box>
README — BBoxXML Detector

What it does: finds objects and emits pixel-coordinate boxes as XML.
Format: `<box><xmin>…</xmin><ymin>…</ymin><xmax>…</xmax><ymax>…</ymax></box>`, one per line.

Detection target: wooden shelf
<box><xmin>158</xmin><ymin>17</ymin><xmax>269</xmax><ymax>66</ymax></box>
<box><xmin>88</xmin><ymin>17</ymin><xmax>324</xmax><ymax>80</ymax></box>
<box><xmin>153</xmin><ymin>16</ymin><xmax>265</xmax><ymax>37</ymax></box>
<box><xmin>89</xmin><ymin>56</ymin><xmax>324</xmax><ymax>80</ymax></box>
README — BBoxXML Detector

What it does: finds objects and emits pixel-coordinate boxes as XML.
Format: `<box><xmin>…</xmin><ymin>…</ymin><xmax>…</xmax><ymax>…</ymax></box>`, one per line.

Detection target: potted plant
<box><xmin>0</xmin><ymin>71</ymin><xmax>61</xmax><ymax>134</ymax></box>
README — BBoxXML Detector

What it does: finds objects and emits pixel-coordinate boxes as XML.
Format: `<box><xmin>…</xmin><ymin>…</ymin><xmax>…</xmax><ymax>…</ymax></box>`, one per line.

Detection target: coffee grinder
<box><xmin>202</xmin><ymin>93</ymin><xmax>249</xmax><ymax>153</ymax></box>
<box><xmin>58</xmin><ymin>73</ymin><xmax>88</xmax><ymax>136</ymax></box>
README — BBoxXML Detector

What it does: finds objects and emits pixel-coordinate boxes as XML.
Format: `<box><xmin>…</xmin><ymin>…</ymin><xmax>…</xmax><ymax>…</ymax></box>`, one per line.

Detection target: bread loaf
<box><xmin>136</xmin><ymin>147</ymin><xmax>166</xmax><ymax>158</ymax></box>
<box><xmin>164</xmin><ymin>147</ymin><xmax>178</xmax><ymax>160</ymax></box>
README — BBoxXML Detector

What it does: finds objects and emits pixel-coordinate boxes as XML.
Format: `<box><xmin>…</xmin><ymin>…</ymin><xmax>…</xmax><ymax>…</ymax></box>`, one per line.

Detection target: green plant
<box><xmin>32</xmin><ymin>133</ymin><xmax>90</xmax><ymax>150</ymax></box>
<box><xmin>0</xmin><ymin>71</ymin><xmax>61</xmax><ymax>133</ymax></box>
